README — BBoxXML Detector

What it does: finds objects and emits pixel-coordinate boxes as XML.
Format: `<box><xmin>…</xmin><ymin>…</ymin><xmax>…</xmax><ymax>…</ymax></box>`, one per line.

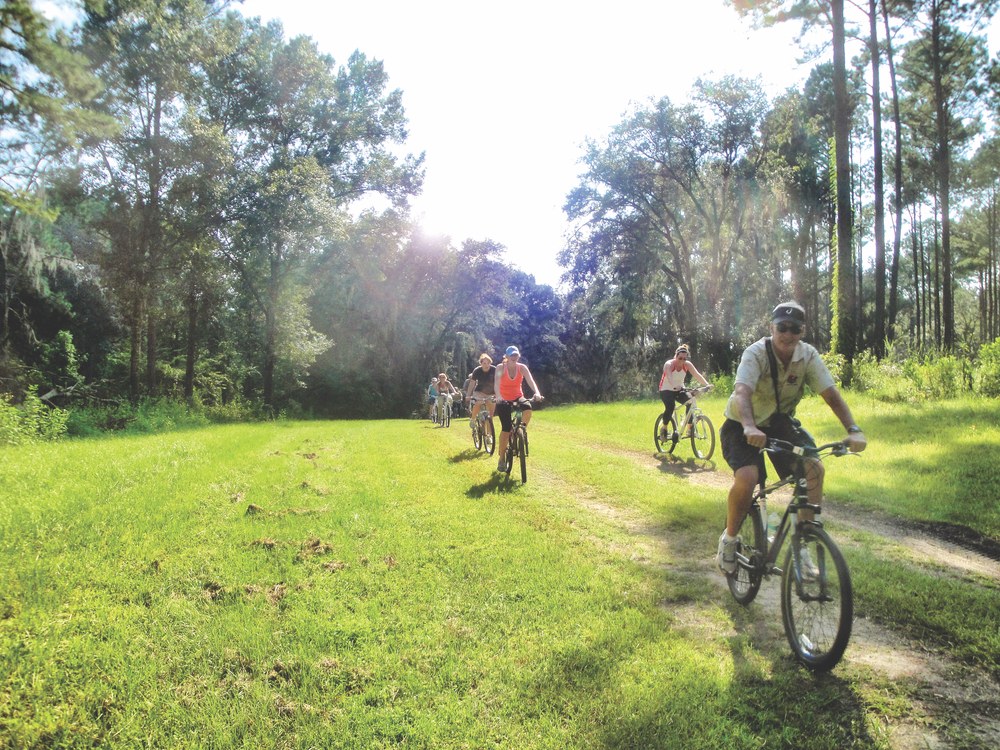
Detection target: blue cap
<box><xmin>505</xmin><ymin>346</ymin><xmax>520</xmax><ymax>357</ymax></box>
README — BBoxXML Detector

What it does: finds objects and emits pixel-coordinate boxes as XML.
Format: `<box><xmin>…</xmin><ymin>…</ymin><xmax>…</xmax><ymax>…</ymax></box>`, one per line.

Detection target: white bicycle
<box><xmin>654</xmin><ymin>385</ymin><xmax>715</xmax><ymax>459</ymax></box>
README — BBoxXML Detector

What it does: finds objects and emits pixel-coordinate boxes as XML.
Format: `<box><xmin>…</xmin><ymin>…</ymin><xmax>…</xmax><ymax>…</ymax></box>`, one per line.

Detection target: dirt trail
<box><xmin>580</xmin><ymin>447</ymin><xmax>1000</xmax><ymax>750</ymax></box>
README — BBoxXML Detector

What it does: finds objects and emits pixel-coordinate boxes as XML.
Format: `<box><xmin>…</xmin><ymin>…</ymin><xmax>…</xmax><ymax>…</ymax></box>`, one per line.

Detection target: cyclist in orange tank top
<box><xmin>493</xmin><ymin>345</ymin><xmax>543</xmax><ymax>473</ymax></box>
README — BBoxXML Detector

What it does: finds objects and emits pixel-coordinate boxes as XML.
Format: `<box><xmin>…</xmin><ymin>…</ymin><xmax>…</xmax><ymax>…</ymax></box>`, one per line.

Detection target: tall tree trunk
<box><xmin>931</xmin><ymin>5</ymin><xmax>954</xmax><ymax>349</ymax></box>
<box><xmin>0</xmin><ymin>207</ymin><xmax>20</xmax><ymax>352</ymax></box>
<box><xmin>869</xmin><ymin>0</ymin><xmax>887</xmax><ymax>356</ymax></box>
<box><xmin>882</xmin><ymin>0</ymin><xmax>904</xmax><ymax>339</ymax></box>
<box><xmin>832</xmin><ymin>0</ymin><xmax>857</xmax><ymax>363</ymax></box>
<box><xmin>184</xmin><ymin>290</ymin><xmax>197</xmax><ymax>401</ymax></box>
<box><xmin>146</xmin><ymin>311</ymin><xmax>157</xmax><ymax>396</ymax></box>
<box><xmin>130</xmin><ymin>295</ymin><xmax>142</xmax><ymax>401</ymax></box>
<box><xmin>263</xmin><ymin>308</ymin><xmax>275</xmax><ymax>410</ymax></box>
<box><xmin>989</xmin><ymin>188</ymin><xmax>998</xmax><ymax>340</ymax></box>
<box><xmin>263</xmin><ymin>251</ymin><xmax>281</xmax><ymax>411</ymax></box>
<box><xmin>912</xmin><ymin>215</ymin><xmax>920</xmax><ymax>345</ymax></box>
<box><xmin>933</xmin><ymin>195</ymin><xmax>941</xmax><ymax>351</ymax></box>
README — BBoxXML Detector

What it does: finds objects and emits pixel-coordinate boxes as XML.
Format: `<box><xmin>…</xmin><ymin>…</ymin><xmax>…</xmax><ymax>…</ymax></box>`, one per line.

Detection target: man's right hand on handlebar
<box><xmin>743</xmin><ymin>424</ymin><xmax>767</xmax><ymax>449</ymax></box>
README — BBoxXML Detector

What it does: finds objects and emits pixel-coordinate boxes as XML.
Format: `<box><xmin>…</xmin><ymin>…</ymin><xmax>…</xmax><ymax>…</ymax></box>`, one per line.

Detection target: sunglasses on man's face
<box><xmin>776</xmin><ymin>323</ymin><xmax>802</xmax><ymax>335</ymax></box>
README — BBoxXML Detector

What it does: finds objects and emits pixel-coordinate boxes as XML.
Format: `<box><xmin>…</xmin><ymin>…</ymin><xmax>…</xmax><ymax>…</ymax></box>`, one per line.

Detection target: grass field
<box><xmin>1</xmin><ymin>395</ymin><xmax>999</xmax><ymax>748</ymax></box>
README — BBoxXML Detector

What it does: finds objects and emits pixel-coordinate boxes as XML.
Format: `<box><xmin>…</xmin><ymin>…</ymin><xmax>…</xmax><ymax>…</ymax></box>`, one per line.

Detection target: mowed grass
<box><xmin>547</xmin><ymin>396</ymin><xmax>1000</xmax><ymax>681</ymax></box>
<box><xmin>2</xmin><ymin>397</ymin><xmax>998</xmax><ymax>748</ymax></box>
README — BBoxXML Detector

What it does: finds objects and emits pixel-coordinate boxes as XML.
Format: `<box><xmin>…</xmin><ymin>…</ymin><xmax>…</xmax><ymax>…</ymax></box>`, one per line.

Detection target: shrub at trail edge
<box><xmin>0</xmin><ymin>387</ymin><xmax>69</xmax><ymax>445</ymax></box>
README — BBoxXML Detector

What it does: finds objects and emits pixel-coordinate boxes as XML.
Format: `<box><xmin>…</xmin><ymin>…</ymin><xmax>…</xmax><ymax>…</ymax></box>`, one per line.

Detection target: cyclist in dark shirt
<box><xmin>466</xmin><ymin>353</ymin><xmax>496</xmax><ymax>428</ymax></box>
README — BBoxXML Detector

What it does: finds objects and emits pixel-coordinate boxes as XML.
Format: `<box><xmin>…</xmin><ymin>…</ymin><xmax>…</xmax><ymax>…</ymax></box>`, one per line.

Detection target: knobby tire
<box><xmin>690</xmin><ymin>414</ymin><xmax>716</xmax><ymax>459</ymax></box>
<box><xmin>518</xmin><ymin>426</ymin><xmax>527</xmax><ymax>483</ymax></box>
<box><xmin>781</xmin><ymin>527</ymin><xmax>853</xmax><ymax>672</ymax></box>
<box><xmin>654</xmin><ymin>413</ymin><xmax>679</xmax><ymax>453</ymax></box>
<box><xmin>726</xmin><ymin>503</ymin><xmax>766</xmax><ymax>605</ymax></box>
<box><xmin>484</xmin><ymin>418</ymin><xmax>495</xmax><ymax>455</ymax></box>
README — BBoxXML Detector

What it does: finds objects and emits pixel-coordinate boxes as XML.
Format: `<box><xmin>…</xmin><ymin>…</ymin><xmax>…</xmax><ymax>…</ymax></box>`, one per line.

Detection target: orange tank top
<box><xmin>499</xmin><ymin>364</ymin><xmax>523</xmax><ymax>401</ymax></box>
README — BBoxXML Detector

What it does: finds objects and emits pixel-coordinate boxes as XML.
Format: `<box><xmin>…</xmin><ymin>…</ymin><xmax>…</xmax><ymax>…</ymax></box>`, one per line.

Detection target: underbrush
<box><xmin>64</xmin><ymin>397</ymin><xmax>279</xmax><ymax>437</ymax></box>
<box><xmin>836</xmin><ymin>340</ymin><xmax>1000</xmax><ymax>403</ymax></box>
<box><xmin>0</xmin><ymin>387</ymin><xmax>68</xmax><ymax>445</ymax></box>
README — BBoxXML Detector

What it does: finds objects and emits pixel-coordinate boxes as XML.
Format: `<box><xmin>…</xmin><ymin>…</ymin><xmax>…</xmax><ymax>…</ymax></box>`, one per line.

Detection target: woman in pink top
<box><xmin>659</xmin><ymin>344</ymin><xmax>710</xmax><ymax>435</ymax></box>
<box><xmin>493</xmin><ymin>345</ymin><xmax>543</xmax><ymax>473</ymax></box>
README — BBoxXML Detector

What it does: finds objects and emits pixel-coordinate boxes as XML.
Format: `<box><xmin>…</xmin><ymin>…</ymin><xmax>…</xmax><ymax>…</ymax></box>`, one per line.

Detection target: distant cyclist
<box><xmin>493</xmin><ymin>346</ymin><xmax>543</xmax><ymax>473</ymax></box>
<box><xmin>466</xmin><ymin>353</ymin><xmax>497</xmax><ymax>429</ymax></box>
<box><xmin>434</xmin><ymin>373</ymin><xmax>460</xmax><ymax>421</ymax></box>
<box><xmin>427</xmin><ymin>379</ymin><xmax>438</xmax><ymax>420</ymax></box>
<box><xmin>659</xmin><ymin>344</ymin><xmax>711</xmax><ymax>436</ymax></box>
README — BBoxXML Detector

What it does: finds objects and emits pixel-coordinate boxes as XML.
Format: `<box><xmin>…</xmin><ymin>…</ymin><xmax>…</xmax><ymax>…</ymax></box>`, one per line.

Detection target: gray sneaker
<box><xmin>798</xmin><ymin>546</ymin><xmax>820</xmax><ymax>581</ymax></box>
<box><xmin>717</xmin><ymin>532</ymin><xmax>738</xmax><ymax>575</ymax></box>
<box><xmin>497</xmin><ymin>458</ymin><xmax>507</xmax><ymax>473</ymax></box>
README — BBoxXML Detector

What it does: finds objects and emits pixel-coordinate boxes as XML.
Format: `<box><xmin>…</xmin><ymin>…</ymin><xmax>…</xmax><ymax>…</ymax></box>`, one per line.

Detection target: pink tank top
<box><xmin>499</xmin><ymin>364</ymin><xmax>524</xmax><ymax>401</ymax></box>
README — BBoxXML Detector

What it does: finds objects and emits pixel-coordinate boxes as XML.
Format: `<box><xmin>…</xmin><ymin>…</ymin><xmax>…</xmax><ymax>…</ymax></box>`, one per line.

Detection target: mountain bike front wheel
<box><xmin>504</xmin><ymin>435</ymin><xmax>515</xmax><ymax>478</ymax></box>
<box><xmin>483</xmin><ymin>418</ymin><xmax>495</xmax><ymax>455</ymax></box>
<box><xmin>781</xmin><ymin>527</ymin><xmax>853</xmax><ymax>672</ymax></box>
<box><xmin>690</xmin><ymin>414</ymin><xmax>716</xmax><ymax>459</ymax></box>
<box><xmin>517</xmin><ymin>426</ymin><xmax>527</xmax><ymax>483</ymax></box>
<box><xmin>726</xmin><ymin>503</ymin><xmax>765</xmax><ymax>605</ymax></box>
<box><xmin>472</xmin><ymin>420</ymin><xmax>482</xmax><ymax>450</ymax></box>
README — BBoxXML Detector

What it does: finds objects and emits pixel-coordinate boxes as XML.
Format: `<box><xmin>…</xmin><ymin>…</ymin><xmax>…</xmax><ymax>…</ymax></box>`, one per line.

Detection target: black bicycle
<box><xmin>725</xmin><ymin>439</ymin><xmax>856</xmax><ymax>672</ymax></box>
<box><xmin>469</xmin><ymin>396</ymin><xmax>496</xmax><ymax>455</ymax></box>
<box><xmin>499</xmin><ymin>398</ymin><xmax>537</xmax><ymax>484</ymax></box>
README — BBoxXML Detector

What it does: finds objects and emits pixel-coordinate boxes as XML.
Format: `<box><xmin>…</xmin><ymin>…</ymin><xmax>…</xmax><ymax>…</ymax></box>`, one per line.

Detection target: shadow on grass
<box><xmin>654</xmin><ymin>453</ymin><xmax>719</xmax><ymax>476</ymax></box>
<box><xmin>448</xmin><ymin>448</ymin><xmax>484</xmax><ymax>464</ymax></box>
<box><xmin>466</xmin><ymin>472</ymin><xmax>524</xmax><ymax>497</ymax></box>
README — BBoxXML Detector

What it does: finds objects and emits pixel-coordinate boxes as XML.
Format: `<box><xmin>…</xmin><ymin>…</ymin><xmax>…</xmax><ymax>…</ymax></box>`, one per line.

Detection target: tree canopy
<box><xmin>2</xmin><ymin>0</ymin><xmax>1000</xmax><ymax>414</ymax></box>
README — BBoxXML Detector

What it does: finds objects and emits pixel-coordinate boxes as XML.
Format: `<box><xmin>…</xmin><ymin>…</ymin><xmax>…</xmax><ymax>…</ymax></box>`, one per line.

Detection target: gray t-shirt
<box><xmin>723</xmin><ymin>337</ymin><xmax>836</xmax><ymax>426</ymax></box>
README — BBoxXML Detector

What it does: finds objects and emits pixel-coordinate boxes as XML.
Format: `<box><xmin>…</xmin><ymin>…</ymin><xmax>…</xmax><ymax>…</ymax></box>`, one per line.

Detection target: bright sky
<box><xmin>236</xmin><ymin>0</ymin><xmax>818</xmax><ymax>287</ymax></box>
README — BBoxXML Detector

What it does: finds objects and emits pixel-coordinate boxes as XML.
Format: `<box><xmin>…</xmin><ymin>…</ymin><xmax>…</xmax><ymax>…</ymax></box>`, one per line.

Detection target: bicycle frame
<box><xmin>741</xmin><ymin>441</ymin><xmax>850</xmax><ymax>580</ymax></box>
<box><xmin>672</xmin><ymin>386</ymin><xmax>710</xmax><ymax>433</ymax></box>
<box><xmin>435</xmin><ymin>392</ymin><xmax>454</xmax><ymax>424</ymax></box>
<box><xmin>469</xmin><ymin>396</ymin><xmax>494</xmax><ymax>420</ymax></box>
<box><xmin>469</xmin><ymin>396</ymin><xmax>495</xmax><ymax>449</ymax></box>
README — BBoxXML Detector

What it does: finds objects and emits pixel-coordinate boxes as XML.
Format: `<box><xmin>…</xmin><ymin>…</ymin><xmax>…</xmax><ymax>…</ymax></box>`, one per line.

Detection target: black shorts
<box><xmin>719</xmin><ymin>417</ymin><xmax>817</xmax><ymax>483</ymax></box>
<box><xmin>495</xmin><ymin>398</ymin><xmax>532</xmax><ymax>432</ymax></box>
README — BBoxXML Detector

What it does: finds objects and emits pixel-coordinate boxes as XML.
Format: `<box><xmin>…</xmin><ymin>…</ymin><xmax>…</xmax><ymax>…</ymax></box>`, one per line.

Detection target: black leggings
<box><xmin>659</xmin><ymin>389</ymin><xmax>692</xmax><ymax>422</ymax></box>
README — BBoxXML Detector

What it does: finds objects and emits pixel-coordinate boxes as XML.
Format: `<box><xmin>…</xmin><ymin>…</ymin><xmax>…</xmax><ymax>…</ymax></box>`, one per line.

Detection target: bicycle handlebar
<box><xmin>681</xmin><ymin>384</ymin><xmax>714</xmax><ymax>395</ymax></box>
<box><xmin>497</xmin><ymin>395</ymin><xmax>542</xmax><ymax>405</ymax></box>
<box><xmin>763</xmin><ymin>438</ymin><xmax>853</xmax><ymax>458</ymax></box>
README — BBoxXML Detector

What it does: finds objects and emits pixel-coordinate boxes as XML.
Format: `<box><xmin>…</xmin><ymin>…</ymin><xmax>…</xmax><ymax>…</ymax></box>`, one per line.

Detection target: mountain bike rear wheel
<box><xmin>781</xmin><ymin>527</ymin><xmax>853</xmax><ymax>672</ymax></box>
<box><xmin>654</xmin><ymin>413</ymin><xmax>679</xmax><ymax>453</ymax></box>
<box><xmin>726</xmin><ymin>504</ymin><xmax>765</xmax><ymax>605</ymax></box>
<box><xmin>690</xmin><ymin>414</ymin><xmax>716</xmax><ymax>459</ymax></box>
